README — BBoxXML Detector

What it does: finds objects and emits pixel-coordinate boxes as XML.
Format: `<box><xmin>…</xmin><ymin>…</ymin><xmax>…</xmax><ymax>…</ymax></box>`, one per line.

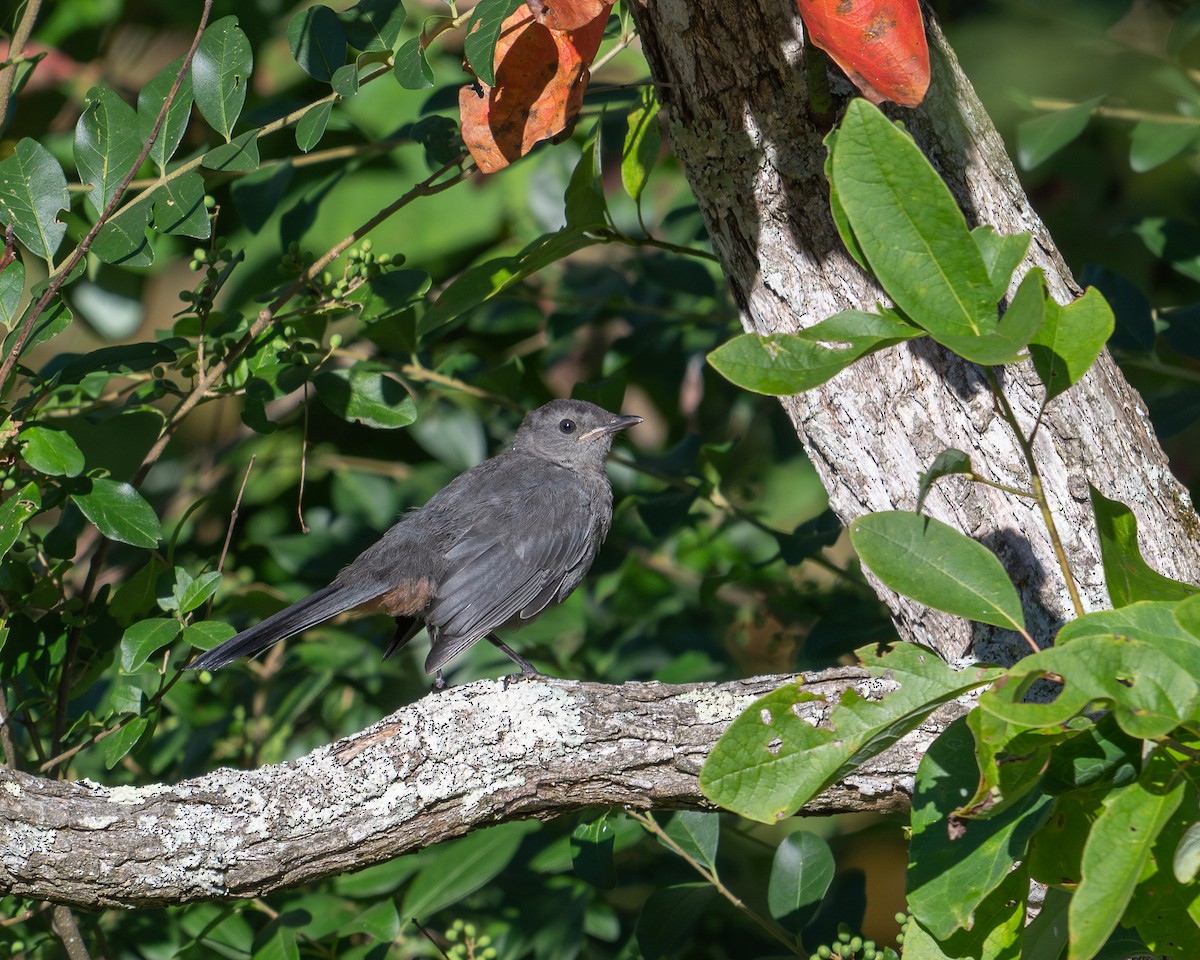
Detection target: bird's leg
<box><xmin>486</xmin><ymin>633</ymin><xmax>542</xmax><ymax>678</ymax></box>
<box><xmin>431</xmin><ymin>670</ymin><xmax>446</xmax><ymax>692</ymax></box>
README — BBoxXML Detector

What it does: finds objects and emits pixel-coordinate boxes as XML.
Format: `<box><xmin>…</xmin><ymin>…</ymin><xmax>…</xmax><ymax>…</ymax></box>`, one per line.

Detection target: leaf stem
<box><xmin>627</xmin><ymin>809</ymin><xmax>802</xmax><ymax>955</ymax></box>
<box><xmin>0</xmin><ymin>0</ymin><xmax>44</xmax><ymax>134</ymax></box>
<box><xmin>984</xmin><ymin>367</ymin><xmax>1085</xmax><ymax>620</ymax></box>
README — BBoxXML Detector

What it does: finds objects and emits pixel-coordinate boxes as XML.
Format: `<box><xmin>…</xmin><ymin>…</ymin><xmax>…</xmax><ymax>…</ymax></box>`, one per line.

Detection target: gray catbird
<box><xmin>189</xmin><ymin>399</ymin><xmax>641</xmax><ymax>677</ymax></box>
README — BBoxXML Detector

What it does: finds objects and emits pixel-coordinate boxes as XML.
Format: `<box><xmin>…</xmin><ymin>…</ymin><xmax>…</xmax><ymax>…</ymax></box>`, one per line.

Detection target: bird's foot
<box><xmin>431</xmin><ymin>670</ymin><xmax>447</xmax><ymax>693</ymax></box>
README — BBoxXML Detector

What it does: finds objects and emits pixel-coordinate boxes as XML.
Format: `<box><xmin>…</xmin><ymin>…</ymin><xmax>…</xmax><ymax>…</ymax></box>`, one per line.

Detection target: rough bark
<box><xmin>1</xmin><ymin>672</ymin><xmax>963</xmax><ymax>909</ymax></box>
<box><xmin>628</xmin><ymin>0</ymin><xmax>1200</xmax><ymax>664</ymax></box>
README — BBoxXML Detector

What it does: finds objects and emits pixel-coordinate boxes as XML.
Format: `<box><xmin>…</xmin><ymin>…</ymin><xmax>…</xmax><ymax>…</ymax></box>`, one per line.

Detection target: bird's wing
<box><xmin>422</xmin><ymin>474</ymin><xmax>597</xmax><ymax>672</ymax></box>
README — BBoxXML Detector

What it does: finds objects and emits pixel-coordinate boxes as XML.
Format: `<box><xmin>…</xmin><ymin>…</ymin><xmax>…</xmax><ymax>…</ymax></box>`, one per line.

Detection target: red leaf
<box><xmin>460</xmin><ymin>6</ymin><xmax>608</xmax><ymax>173</ymax></box>
<box><xmin>797</xmin><ymin>0</ymin><xmax>930</xmax><ymax>107</ymax></box>
<box><xmin>528</xmin><ymin>0</ymin><xmax>613</xmax><ymax>32</ymax></box>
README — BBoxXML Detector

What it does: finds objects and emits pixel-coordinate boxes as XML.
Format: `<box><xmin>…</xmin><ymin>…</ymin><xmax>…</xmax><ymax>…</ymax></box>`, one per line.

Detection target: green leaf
<box><xmin>1017</xmin><ymin>96</ymin><xmax>1104</xmax><ymax>169</ymax></box>
<box><xmin>137</xmin><ymin>58</ymin><xmax>194</xmax><ymax>175</ymax></box>
<box><xmin>831</xmin><ymin>100</ymin><xmax>1028</xmax><ymax>365</ymax></box>
<box><xmin>401</xmin><ymin>821</ymin><xmax>533</xmax><ymax>919</ymax></box>
<box><xmin>700</xmin><ymin>644</ymin><xmax>1002</xmax><ymax>822</ymax></box>
<box><xmin>340</xmin><ymin>0</ymin><xmax>406</xmax><ymax>52</ymax></box>
<box><xmin>91</xmin><ymin>202</ymin><xmax>154</xmax><ymax>266</ymax></box>
<box><xmin>767</xmin><ymin>831</ymin><xmax>834</xmax><ymax>935</ymax></box>
<box><xmin>1021</xmin><ymin>887</ymin><xmax>1071</xmax><ymax>960</ymax></box>
<box><xmin>1173</xmin><ymin>821</ymin><xmax>1200</xmax><ymax>884</ymax></box>
<box><xmin>355</xmin><ymin>269</ymin><xmax>431</xmax><ymax>323</ymax></box>
<box><xmin>393</xmin><ymin>37</ymin><xmax>434</xmax><ymax>90</ymax></box>
<box><xmin>120</xmin><ymin>618</ymin><xmax>181</xmax><ymax>671</ymax></box>
<box><xmin>295</xmin><ymin>101</ymin><xmax>333</xmax><ymax>153</ymax></box>
<box><xmin>288</xmin><ymin>6</ymin><xmax>347</xmax><ymax>82</ymax></box>
<box><xmin>994</xmin><ymin>266</ymin><xmax>1048</xmax><ymax>359</ymax></box>
<box><xmin>981</xmin><ymin>602</ymin><xmax>1200</xmax><ymax>740</ymax></box>
<box><xmin>1030</xmin><ymin>287</ymin><xmax>1114</xmax><ymax>402</ymax></box>
<box><xmin>104</xmin><ymin>716</ymin><xmax>150</xmax><ymax>770</ymax></box>
<box><xmin>1133</xmin><ymin>217</ymin><xmax>1200</xmax><ymax>285</ymax></box>
<box><xmin>1090</xmin><ymin>486</ymin><xmax>1198</xmax><ymax>607</ymax></box>
<box><xmin>182</xmin><ymin>619</ymin><xmax>236</xmax><ymax>652</ymax></box>
<box><xmin>1068</xmin><ymin>750</ymin><xmax>1185</xmax><ymax>960</ymax></box>
<box><xmin>149</xmin><ymin>171</ymin><xmax>210</xmax><ymax>239</ymax></box>
<box><xmin>903</xmin><ymin>867</ymin><xmax>1028</xmax><ymax>960</ymax></box>
<box><xmin>824</xmin><ymin>128</ymin><xmax>869</xmax><ymax>273</ymax></box>
<box><xmin>565</xmin><ymin>128</ymin><xmax>607</xmax><ymax>231</ymax></box>
<box><xmin>908</xmin><ymin>717</ymin><xmax>1054</xmax><ymax>939</ymax></box>
<box><xmin>916</xmin><ymin>449</ymin><xmax>973</xmax><ymax>515</ymax></box>
<box><xmin>74</xmin><ymin>85</ymin><xmax>142</xmax><ymax>218</ymax></box>
<box><xmin>635</xmin><ymin>883</ymin><xmax>713</xmax><ymax>960</ymax></box>
<box><xmin>463</xmin><ymin>0</ymin><xmax>525</xmax><ymax>87</ymax></box>
<box><xmin>178</xmin><ymin>571</ymin><xmax>222</xmax><ymax>614</ymax></box>
<box><xmin>421</xmin><ymin>229</ymin><xmax>601</xmax><ymax>332</ymax></box>
<box><xmin>0</xmin><ymin>256</ymin><xmax>24</xmax><ymax>327</ymax></box>
<box><xmin>0</xmin><ymin>482</ymin><xmax>41</xmax><ymax>561</ymax></box>
<box><xmin>1129</xmin><ymin>120</ymin><xmax>1200</xmax><ymax>173</ymax></box>
<box><xmin>202</xmin><ymin>129</ymin><xmax>261</xmax><ymax>171</ymax></box>
<box><xmin>971</xmin><ymin>225</ymin><xmax>1031</xmax><ymax>303</ymax></box>
<box><xmin>313</xmin><ymin>368</ymin><xmax>417</xmax><ymax>429</ymax></box>
<box><xmin>331</xmin><ymin>63</ymin><xmax>358</xmax><ymax>98</ymax></box>
<box><xmin>571</xmin><ymin>814</ymin><xmax>616</xmax><ymax>889</ymax></box>
<box><xmin>849</xmin><ymin>511</ymin><xmax>1026</xmax><ymax>633</ymax></box>
<box><xmin>192</xmin><ymin>16</ymin><xmax>254</xmax><ymax>140</ymax></box>
<box><xmin>0</xmin><ymin>138</ymin><xmax>70</xmax><ymax>260</ymax></box>
<box><xmin>622</xmin><ymin>87</ymin><xmax>661</xmax><ymax>203</ymax></box>
<box><xmin>707</xmin><ymin>310</ymin><xmax>923</xmax><ymax>396</ymax></box>
<box><xmin>20</xmin><ymin>426</ymin><xmax>85</xmax><ymax>477</ymax></box>
<box><xmin>3</xmin><ymin>290</ymin><xmax>71</xmax><ymax>358</ymax></box>
<box><xmin>72</xmin><ymin>478</ymin><xmax>162</xmax><ymax>548</ymax></box>
<box><xmin>338</xmin><ymin>900</ymin><xmax>400</xmax><ymax>940</ymax></box>
<box><xmin>663</xmin><ymin>811</ymin><xmax>718</xmax><ymax>874</ymax></box>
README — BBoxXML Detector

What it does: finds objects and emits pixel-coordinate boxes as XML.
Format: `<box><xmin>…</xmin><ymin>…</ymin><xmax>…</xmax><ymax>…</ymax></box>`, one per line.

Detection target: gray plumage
<box><xmin>189</xmin><ymin>399</ymin><xmax>640</xmax><ymax>676</ymax></box>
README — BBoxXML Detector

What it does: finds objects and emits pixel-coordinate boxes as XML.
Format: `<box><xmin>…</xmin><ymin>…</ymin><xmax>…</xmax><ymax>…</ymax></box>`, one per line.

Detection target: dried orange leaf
<box><xmin>460</xmin><ymin>5</ymin><xmax>607</xmax><ymax>173</ymax></box>
<box><xmin>797</xmin><ymin>0</ymin><xmax>930</xmax><ymax>107</ymax></box>
<box><xmin>528</xmin><ymin>0</ymin><xmax>613</xmax><ymax>32</ymax></box>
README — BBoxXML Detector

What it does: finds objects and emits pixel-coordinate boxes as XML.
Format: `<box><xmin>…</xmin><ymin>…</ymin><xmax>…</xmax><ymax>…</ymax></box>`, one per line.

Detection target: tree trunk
<box><xmin>628</xmin><ymin>0</ymin><xmax>1200</xmax><ymax>662</ymax></box>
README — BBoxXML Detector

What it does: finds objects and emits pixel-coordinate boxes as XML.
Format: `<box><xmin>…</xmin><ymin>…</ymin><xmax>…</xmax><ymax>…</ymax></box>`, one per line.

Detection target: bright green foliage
<box><xmin>1090</xmin><ymin>486</ymin><xmax>1198</xmax><ymax>606</ymax></box>
<box><xmin>0</xmin><ymin>138</ymin><xmax>69</xmax><ymax>260</ymax></box>
<box><xmin>191</xmin><ymin>16</ymin><xmax>253</xmax><ymax>140</ymax></box>
<box><xmin>1030</xmin><ymin>287</ymin><xmax>1114</xmax><ymax>402</ymax></box>
<box><xmin>701</xmin><ymin>644</ymin><xmax>1002</xmax><ymax>822</ymax></box>
<box><xmin>707</xmin><ymin>310</ymin><xmax>922</xmax><ymax>395</ymax></box>
<box><xmin>849</xmin><ymin>511</ymin><xmax>1026</xmax><ymax>634</ymax></box>
<box><xmin>74</xmin><ymin>86</ymin><xmax>141</xmax><ymax>217</ymax></box>
<box><xmin>1016</xmin><ymin>96</ymin><xmax>1105</xmax><ymax>169</ymax></box>
<box><xmin>622</xmin><ymin>87</ymin><xmax>661</xmax><ymax>205</ymax></box>
<box><xmin>463</xmin><ymin>0</ymin><xmax>525</xmax><ymax>86</ymax></box>
<box><xmin>768</xmin><ymin>831</ymin><xmax>835</xmax><ymax>936</ymax></box>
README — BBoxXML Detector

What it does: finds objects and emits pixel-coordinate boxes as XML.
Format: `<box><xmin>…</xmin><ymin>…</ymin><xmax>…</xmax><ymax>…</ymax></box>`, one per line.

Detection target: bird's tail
<box><xmin>189</xmin><ymin>581</ymin><xmax>382</xmax><ymax>672</ymax></box>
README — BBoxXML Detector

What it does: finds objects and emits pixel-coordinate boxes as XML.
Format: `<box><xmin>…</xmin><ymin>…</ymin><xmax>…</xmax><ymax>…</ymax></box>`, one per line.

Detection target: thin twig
<box><xmin>0</xmin><ymin>0</ymin><xmax>44</xmax><ymax>133</ymax></box>
<box><xmin>49</xmin><ymin>905</ymin><xmax>91</xmax><ymax>960</ymax></box>
<box><xmin>984</xmin><ymin>368</ymin><xmax>1085</xmax><ymax>620</ymax></box>
<box><xmin>218</xmin><ymin>455</ymin><xmax>255</xmax><ymax>575</ymax></box>
<box><xmin>627</xmin><ymin>810</ymin><xmax>802</xmax><ymax>956</ymax></box>
<box><xmin>0</xmin><ymin>0</ymin><xmax>215</xmax><ymax>395</ymax></box>
<box><xmin>0</xmin><ymin>685</ymin><xmax>18</xmax><ymax>769</ymax></box>
<box><xmin>412</xmin><ymin>918</ymin><xmax>452</xmax><ymax>960</ymax></box>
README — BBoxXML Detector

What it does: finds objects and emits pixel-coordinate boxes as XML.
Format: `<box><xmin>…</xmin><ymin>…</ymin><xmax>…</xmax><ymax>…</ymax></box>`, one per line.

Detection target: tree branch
<box><xmin>0</xmin><ymin>670</ymin><xmax>963</xmax><ymax>910</ymax></box>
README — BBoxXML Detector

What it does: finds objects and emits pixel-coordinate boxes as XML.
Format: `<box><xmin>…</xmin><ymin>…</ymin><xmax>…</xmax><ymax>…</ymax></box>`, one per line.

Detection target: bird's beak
<box><xmin>578</xmin><ymin>414</ymin><xmax>642</xmax><ymax>442</ymax></box>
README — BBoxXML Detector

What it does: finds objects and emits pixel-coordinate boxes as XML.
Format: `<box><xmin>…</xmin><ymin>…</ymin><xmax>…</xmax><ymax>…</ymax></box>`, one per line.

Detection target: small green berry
<box><xmin>360</xmin><ymin>237</ymin><xmax>373</xmax><ymax>252</ymax></box>
<box><xmin>203</xmin><ymin>194</ymin><xmax>216</xmax><ymax>208</ymax></box>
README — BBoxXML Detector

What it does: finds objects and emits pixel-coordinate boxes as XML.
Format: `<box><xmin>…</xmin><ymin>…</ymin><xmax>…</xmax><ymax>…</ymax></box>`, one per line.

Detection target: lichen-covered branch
<box><xmin>1</xmin><ymin>672</ymin><xmax>961</xmax><ymax>910</ymax></box>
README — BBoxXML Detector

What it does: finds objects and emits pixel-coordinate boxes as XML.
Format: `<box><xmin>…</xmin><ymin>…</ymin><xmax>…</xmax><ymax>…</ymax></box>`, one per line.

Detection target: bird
<box><xmin>189</xmin><ymin>399</ymin><xmax>641</xmax><ymax>679</ymax></box>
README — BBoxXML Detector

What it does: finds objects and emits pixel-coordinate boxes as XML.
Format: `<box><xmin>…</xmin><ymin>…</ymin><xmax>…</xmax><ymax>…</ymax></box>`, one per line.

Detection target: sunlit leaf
<box><xmin>849</xmin><ymin>510</ymin><xmax>1026</xmax><ymax>633</ymax></box>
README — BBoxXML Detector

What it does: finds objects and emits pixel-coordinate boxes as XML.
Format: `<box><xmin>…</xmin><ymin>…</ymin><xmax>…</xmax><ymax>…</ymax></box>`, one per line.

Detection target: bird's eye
<box><xmin>559</xmin><ymin>419</ymin><xmax>576</xmax><ymax>434</ymax></box>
